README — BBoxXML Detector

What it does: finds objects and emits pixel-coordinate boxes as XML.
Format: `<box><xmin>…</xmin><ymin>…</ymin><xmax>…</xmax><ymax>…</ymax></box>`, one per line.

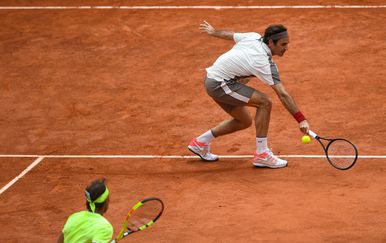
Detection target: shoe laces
<box><xmin>255</xmin><ymin>149</ymin><xmax>280</xmax><ymax>161</ymax></box>
<box><xmin>203</xmin><ymin>144</ymin><xmax>211</xmax><ymax>154</ymax></box>
<box><xmin>194</xmin><ymin>139</ymin><xmax>211</xmax><ymax>154</ymax></box>
<box><xmin>255</xmin><ymin>148</ymin><xmax>274</xmax><ymax>156</ymax></box>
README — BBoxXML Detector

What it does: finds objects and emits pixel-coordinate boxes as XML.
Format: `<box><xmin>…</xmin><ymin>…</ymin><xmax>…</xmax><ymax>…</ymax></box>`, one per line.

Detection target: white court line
<box><xmin>0</xmin><ymin>5</ymin><xmax>386</xmax><ymax>10</ymax></box>
<box><xmin>0</xmin><ymin>154</ymin><xmax>385</xmax><ymax>159</ymax></box>
<box><xmin>0</xmin><ymin>154</ymin><xmax>383</xmax><ymax>195</ymax></box>
<box><xmin>0</xmin><ymin>157</ymin><xmax>44</xmax><ymax>195</ymax></box>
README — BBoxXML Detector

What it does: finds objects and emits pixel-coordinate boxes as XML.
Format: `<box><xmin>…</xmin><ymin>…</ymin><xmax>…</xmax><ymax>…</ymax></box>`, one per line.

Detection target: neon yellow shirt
<box><xmin>62</xmin><ymin>211</ymin><xmax>113</xmax><ymax>243</ymax></box>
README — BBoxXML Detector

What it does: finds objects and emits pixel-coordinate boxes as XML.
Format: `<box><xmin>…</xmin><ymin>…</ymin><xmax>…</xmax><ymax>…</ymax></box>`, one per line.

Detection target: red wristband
<box><xmin>293</xmin><ymin>111</ymin><xmax>306</xmax><ymax>123</ymax></box>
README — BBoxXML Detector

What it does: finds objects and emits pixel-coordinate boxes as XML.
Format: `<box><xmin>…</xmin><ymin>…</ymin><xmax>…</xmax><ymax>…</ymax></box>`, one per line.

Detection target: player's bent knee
<box><xmin>241</xmin><ymin>117</ymin><xmax>253</xmax><ymax>129</ymax></box>
<box><xmin>261</xmin><ymin>97</ymin><xmax>272</xmax><ymax>108</ymax></box>
<box><xmin>234</xmin><ymin>116</ymin><xmax>252</xmax><ymax>130</ymax></box>
<box><xmin>237</xmin><ymin>120</ymin><xmax>252</xmax><ymax>130</ymax></box>
<box><xmin>248</xmin><ymin>92</ymin><xmax>272</xmax><ymax>108</ymax></box>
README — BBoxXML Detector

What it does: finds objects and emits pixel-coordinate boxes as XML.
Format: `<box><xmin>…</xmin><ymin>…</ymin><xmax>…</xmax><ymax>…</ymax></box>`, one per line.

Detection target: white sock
<box><xmin>256</xmin><ymin>137</ymin><xmax>268</xmax><ymax>154</ymax></box>
<box><xmin>197</xmin><ymin>130</ymin><xmax>215</xmax><ymax>144</ymax></box>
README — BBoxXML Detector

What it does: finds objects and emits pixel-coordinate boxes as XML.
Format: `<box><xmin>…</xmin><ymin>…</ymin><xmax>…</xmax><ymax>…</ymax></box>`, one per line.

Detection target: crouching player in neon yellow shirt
<box><xmin>57</xmin><ymin>178</ymin><xmax>113</xmax><ymax>243</ymax></box>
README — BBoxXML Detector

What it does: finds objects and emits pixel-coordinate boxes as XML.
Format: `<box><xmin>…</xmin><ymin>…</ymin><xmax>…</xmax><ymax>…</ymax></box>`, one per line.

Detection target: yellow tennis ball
<box><xmin>301</xmin><ymin>135</ymin><xmax>311</xmax><ymax>144</ymax></box>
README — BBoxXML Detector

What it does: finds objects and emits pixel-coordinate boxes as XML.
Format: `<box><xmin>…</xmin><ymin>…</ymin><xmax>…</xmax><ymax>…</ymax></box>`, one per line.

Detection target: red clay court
<box><xmin>1</xmin><ymin>1</ymin><xmax>386</xmax><ymax>242</ymax></box>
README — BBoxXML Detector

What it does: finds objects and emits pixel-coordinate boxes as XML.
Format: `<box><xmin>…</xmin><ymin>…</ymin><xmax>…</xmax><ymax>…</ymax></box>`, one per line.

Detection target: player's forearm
<box><xmin>277</xmin><ymin>92</ymin><xmax>300</xmax><ymax>116</ymax></box>
<box><xmin>200</xmin><ymin>21</ymin><xmax>234</xmax><ymax>40</ymax></box>
<box><xmin>274</xmin><ymin>85</ymin><xmax>309</xmax><ymax>132</ymax></box>
<box><xmin>210</xmin><ymin>30</ymin><xmax>235</xmax><ymax>40</ymax></box>
<box><xmin>279</xmin><ymin>93</ymin><xmax>310</xmax><ymax>133</ymax></box>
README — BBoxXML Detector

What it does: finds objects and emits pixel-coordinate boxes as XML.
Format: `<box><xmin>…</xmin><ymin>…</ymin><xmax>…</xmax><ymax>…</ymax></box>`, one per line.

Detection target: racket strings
<box><xmin>327</xmin><ymin>139</ymin><xmax>357</xmax><ymax>169</ymax></box>
<box><xmin>127</xmin><ymin>201</ymin><xmax>162</xmax><ymax>231</ymax></box>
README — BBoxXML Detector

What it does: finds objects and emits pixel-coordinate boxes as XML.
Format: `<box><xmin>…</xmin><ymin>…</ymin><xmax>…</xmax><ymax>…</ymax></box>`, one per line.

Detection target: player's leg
<box><xmin>211</xmin><ymin>105</ymin><xmax>252</xmax><ymax>137</ymax></box>
<box><xmin>247</xmin><ymin>90</ymin><xmax>272</xmax><ymax>137</ymax></box>
<box><xmin>188</xmin><ymin>104</ymin><xmax>251</xmax><ymax>162</ymax></box>
<box><xmin>188</xmin><ymin>77</ymin><xmax>254</xmax><ymax>161</ymax></box>
<box><xmin>247</xmin><ymin>91</ymin><xmax>287</xmax><ymax>168</ymax></box>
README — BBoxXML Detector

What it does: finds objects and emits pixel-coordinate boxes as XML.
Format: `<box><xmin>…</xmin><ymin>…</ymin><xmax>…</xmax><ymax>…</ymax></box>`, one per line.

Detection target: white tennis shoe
<box><xmin>188</xmin><ymin>138</ymin><xmax>218</xmax><ymax>162</ymax></box>
<box><xmin>252</xmin><ymin>150</ymin><xmax>287</xmax><ymax>168</ymax></box>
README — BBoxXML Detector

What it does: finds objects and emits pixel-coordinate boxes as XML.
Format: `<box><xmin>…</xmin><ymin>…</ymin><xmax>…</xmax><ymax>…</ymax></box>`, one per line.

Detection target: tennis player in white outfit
<box><xmin>188</xmin><ymin>21</ymin><xmax>310</xmax><ymax>168</ymax></box>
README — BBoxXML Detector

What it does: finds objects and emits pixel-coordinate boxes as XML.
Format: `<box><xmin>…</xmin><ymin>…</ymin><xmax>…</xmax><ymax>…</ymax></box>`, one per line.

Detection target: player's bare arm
<box><xmin>199</xmin><ymin>21</ymin><xmax>234</xmax><ymax>40</ymax></box>
<box><xmin>271</xmin><ymin>83</ymin><xmax>310</xmax><ymax>133</ymax></box>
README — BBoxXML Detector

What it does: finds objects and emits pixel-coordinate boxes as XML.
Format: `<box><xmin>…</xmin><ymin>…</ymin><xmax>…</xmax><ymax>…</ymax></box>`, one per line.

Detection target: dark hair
<box><xmin>85</xmin><ymin>178</ymin><xmax>108</xmax><ymax>212</ymax></box>
<box><xmin>263</xmin><ymin>24</ymin><xmax>287</xmax><ymax>45</ymax></box>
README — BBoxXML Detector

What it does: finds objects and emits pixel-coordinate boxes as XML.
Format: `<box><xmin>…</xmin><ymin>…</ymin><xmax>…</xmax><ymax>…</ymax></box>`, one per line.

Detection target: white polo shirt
<box><xmin>206</xmin><ymin>32</ymin><xmax>280</xmax><ymax>86</ymax></box>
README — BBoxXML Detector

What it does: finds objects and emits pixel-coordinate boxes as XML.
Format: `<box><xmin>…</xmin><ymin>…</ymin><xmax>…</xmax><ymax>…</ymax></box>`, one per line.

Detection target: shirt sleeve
<box><xmin>92</xmin><ymin>223</ymin><xmax>114</xmax><ymax>243</ymax></box>
<box><xmin>62</xmin><ymin>215</ymin><xmax>73</xmax><ymax>236</ymax></box>
<box><xmin>268</xmin><ymin>61</ymin><xmax>281</xmax><ymax>85</ymax></box>
<box><xmin>233</xmin><ymin>32</ymin><xmax>261</xmax><ymax>43</ymax></box>
<box><xmin>252</xmin><ymin>60</ymin><xmax>281</xmax><ymax>86</ymax></box>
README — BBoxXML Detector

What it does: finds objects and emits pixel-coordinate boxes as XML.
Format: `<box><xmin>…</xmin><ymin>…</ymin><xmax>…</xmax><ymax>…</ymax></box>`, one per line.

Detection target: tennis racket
<box><xmin>308</xmin><ymin>130</ymin><xmax>358</xmax><ymax>170</ymax></box>
<box><xmin>111</xmin><ymin>197</ymin><xmax>164</xmax><ymax>242</ymax></box>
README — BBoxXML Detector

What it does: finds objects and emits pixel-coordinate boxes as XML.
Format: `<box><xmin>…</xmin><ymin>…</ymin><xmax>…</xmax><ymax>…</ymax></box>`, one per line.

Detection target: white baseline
<box><xmin>0</xmin><ymin>154</ymin><xmax>384</xmax><ymax>195</ymax></box>
<box><xmin>0</xmin><ymin>154</ymin><xmax>385</xmax><ymax>159</ymax></box>
<box><xmin>0</xmin><ymin>5</ymin><xmax>386</xmax><ymax>10</ymax></box>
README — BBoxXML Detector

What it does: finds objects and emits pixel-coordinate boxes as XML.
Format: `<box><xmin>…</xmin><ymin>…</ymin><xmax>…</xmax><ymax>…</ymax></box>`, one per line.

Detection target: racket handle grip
<box><xmin>308</xmin><ymin>130</ymin><xmax>317</xmax><ymax>139</ymax></box>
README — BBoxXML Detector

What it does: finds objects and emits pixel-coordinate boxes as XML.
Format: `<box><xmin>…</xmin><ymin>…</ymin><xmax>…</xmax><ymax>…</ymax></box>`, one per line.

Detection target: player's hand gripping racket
<box><xmin>111</xmin><ymin>197</ymin><xmax>164</xmax><ymax>242</ymax></box>
<box><xmin>308</xmin><ymin>130</ymin><xmax>358</xmax><ymax>170</ymax></box>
